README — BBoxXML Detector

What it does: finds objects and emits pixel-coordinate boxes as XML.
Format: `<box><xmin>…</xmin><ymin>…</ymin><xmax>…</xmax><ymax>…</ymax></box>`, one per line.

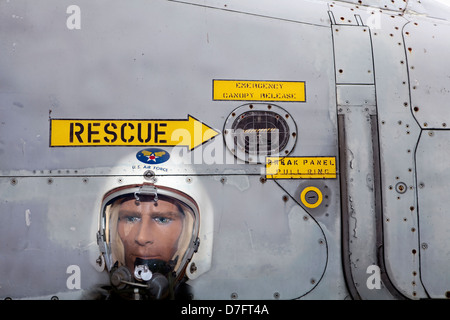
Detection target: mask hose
<box><xmin>109</xmin><ymin>258</ymin><xmax>173</xmax><ymax>300</ymax></box>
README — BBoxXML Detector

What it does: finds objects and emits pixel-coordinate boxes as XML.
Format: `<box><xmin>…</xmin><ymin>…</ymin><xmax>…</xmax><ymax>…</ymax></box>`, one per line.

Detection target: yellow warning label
<box><xmin>50</xmin><ymin>116</ymin><xmax>220</xmax><ymax>150</ymax></box>
<box><xmin>213</xmin><ymin>80</ymin><xmax>306</xmax><ymax>102</ymax></box>
<box><xmin>266</xmin><ymin>156</ymin><xmax>337</xmax><ymax>179</ymax></box>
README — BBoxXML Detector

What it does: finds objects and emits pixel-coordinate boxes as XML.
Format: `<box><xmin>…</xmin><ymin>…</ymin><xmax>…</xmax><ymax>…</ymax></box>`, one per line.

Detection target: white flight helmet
<box><xmin>95</xmin><ymin>148</ymin><xmax>214</xmax><ymax>299</ymax></box>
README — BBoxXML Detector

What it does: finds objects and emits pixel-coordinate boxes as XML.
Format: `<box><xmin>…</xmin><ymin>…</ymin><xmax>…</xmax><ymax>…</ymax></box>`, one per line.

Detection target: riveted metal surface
<box><xmin>416</xmin><ymin>131</ymin><xmax>450</xmax><ymax>299</ymax></box>
<box><xmin>0</xmin><ymin>0</ymin><xmax>334</xmax><ymax>299</ymax></box>
<box><xmin>1</xmin><ymin>0</ymin><xmax>450</xmax><ymax>301</ymax></box>
<box><xmin>404</xmin><ymin>20</ymin><xmax>450</xmax><ymax>129</ymax></box>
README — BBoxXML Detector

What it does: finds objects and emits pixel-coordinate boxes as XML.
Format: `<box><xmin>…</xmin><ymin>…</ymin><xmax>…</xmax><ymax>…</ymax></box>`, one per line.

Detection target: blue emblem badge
<box><xmin>136</xmin><ymin>148</ymin><xmax>170</xmax><ymax>164</ymax></box>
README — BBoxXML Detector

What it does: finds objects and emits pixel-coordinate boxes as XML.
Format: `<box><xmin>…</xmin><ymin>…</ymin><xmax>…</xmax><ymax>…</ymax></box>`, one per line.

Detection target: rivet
<box><xmin>143</xmin><ymin>170</ymin><xmax>156</xmax><ymax>181</ymax></box>
<box><xmin>396</xmin><ymin>182</ymin><xmax>407</xmax><ymax>193</ymax></box>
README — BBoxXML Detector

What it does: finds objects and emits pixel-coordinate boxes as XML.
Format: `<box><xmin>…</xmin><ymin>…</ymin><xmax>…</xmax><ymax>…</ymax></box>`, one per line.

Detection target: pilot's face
<box><xmin>117</xmin><ymin>198</ymin><xmax>183</xmax><ymax>272</ymax></box>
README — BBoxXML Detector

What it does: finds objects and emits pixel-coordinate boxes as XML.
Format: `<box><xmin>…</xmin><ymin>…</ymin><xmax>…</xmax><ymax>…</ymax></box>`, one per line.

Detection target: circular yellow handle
<box><xmin>300</xmin><ymin>186</ymin><xmax>323</xmax><ymax>209</ymax></box>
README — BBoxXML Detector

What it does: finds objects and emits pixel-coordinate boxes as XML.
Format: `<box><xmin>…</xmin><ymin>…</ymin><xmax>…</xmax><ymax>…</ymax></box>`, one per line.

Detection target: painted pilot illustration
<box><xmin>97</xmin><ymin>183</ymin><xmax>200</xmax><ymax>299</ymax></box>
<box><xmin>1</xmin><ymin>0</ymin><xmax>450</xmax><ymax>301</ymax></box>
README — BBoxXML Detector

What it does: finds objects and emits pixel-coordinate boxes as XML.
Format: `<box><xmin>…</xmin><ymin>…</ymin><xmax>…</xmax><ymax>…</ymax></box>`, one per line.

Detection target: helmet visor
<box><xmin>100</xmin><ymin>185</ymin><xmax>199</xmax><ymax>279</ymax></box>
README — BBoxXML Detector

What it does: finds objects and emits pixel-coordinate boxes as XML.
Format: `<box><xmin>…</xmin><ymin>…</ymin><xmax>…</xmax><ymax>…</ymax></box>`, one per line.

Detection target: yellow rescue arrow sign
<box><xmin>50</xmin><ymin>115</ymin><xmax>220</xmax><ymax>150</ymax></box>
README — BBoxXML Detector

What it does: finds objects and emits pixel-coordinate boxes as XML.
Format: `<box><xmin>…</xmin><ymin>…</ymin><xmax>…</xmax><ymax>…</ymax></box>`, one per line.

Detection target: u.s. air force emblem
<box><xmin>136</xmin><ymin>148</ymin><xmax>170</xmax><ymax>164</ymax></box>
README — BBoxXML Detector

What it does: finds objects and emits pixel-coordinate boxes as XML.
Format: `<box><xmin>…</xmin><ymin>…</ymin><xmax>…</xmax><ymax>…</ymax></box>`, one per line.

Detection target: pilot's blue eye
<box><xmin>119</xmin><ymin>215</ymin><xmax>140</xmax><ymax>223</ymax></box>
<box><xmin>154</xmin><ymin>217</ymin><xmax>171</xmax><ymax>224</ymax></box>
